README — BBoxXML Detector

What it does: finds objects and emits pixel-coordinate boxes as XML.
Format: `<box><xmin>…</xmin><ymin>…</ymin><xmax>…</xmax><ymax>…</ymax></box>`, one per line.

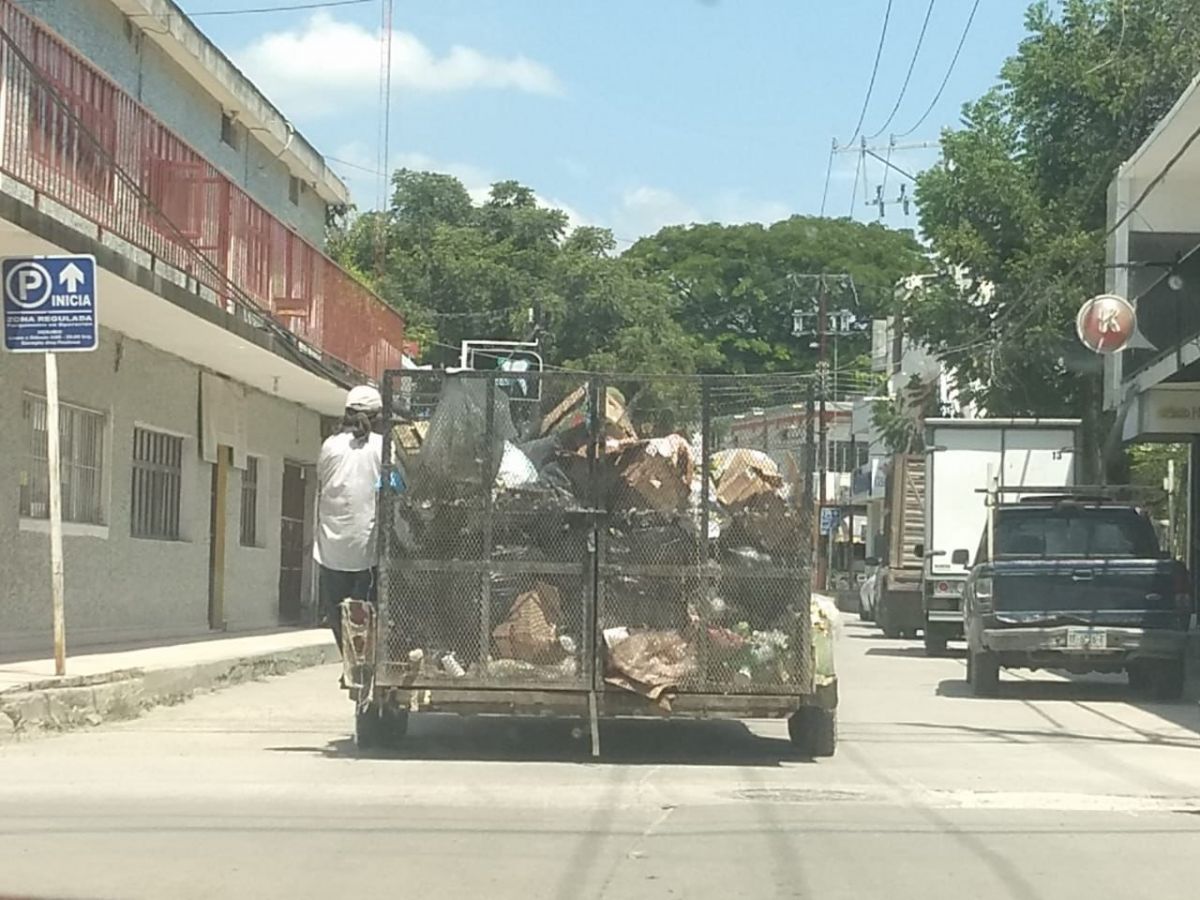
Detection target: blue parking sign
<box><xmin>2</xmin><ymin>255</ymin><xmax>98</xmax><ymax>352</ymax></box>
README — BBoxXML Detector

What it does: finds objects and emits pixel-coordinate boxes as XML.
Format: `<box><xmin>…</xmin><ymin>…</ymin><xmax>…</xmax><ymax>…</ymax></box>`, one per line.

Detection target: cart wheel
<box><xmin>968</xmin><ymin>648</ymin><xmax>1000</xmax><ymax>697</ymax></box>
<box><xmin>380</xmin><ymin>707</ymin><xmax>410</xmax><ymax>746</ymax></box>
<box><xmin>788</xmin><ymin>706</ymin><xmax>837</xmax><ymax>758</ymax></box>
<box><xmin>355</xmin><ymin>703</ymin><xmax>384</xmax><ymax>749</ymax></box>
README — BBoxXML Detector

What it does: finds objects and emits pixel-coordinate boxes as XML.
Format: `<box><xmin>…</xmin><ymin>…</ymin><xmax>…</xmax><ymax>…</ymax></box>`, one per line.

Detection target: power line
<box><xmin>0</xmin><ymin>26</ymin><xmax>361</xmax><ymax>386</ymax></box>
<box><xmin>915</xmin><ymin>110</ymin><xmax>1200</xmax><ymax>368</ymax></box>
<box><xmin>868</xmin><ymin>0</ymin><xmax>936</xmax><ymax>140</ymax></box>
<box><xmin>135</xmin><ymin>0</ymin><xmax>374</xmax><ymax>17</ymax></box>
<box><xmin>848</xmin><ymin>151</ymin><xmax>862</xmax><ymax>218</ymax></box>
<box><xmin>327</xmin><ymin>155</ymin><xmax>382</xmax><ymax>176</ymax></box>
<box><xmin>842</xmin><ymin>0</ymin><xmax>895</xmax><ymax>146</ymax></box>
<box><xmin>819</xmin><ymin>139</ymin><xmax>836</xmax><ymax>217</ymax></box>
<box><xmin>182</xmin><ymin>0</ymin><xmax>369</xmax><ymax>15</ymax></box>
<box><xmin>914</xmin><ymin>9</ymin><xmax>1193</xmax><ymax>364</ymax></box>
<box><xmin>374</xmin><ymin>0</ymin><xmax>395</xmax><ymax>278</ymax></box>
<box><xmin>895</xmin><ymin>0</ymin><xmax>981</xmax><ymax>138</ymax></box>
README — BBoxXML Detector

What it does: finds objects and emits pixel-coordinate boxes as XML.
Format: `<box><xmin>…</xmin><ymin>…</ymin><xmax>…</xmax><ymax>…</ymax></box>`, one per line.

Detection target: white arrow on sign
<box><xmin>59</xmin><ymin>262</ymin><xmax>85</xmax><ymax>293</ymax></box>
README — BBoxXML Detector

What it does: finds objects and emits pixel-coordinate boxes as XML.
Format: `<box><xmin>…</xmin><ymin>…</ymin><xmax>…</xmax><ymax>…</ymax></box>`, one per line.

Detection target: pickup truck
<box><xmin>958</xmin><ymin>497</ymin><xmax>1193</xmax><ymax>699</ymax></box>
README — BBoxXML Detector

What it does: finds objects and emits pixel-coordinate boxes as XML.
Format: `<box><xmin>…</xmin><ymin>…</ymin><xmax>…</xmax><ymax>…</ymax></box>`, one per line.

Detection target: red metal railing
<box><xmin>0</xmin><ymin>1</ymin><xmax>405</xmax><ymax>380</ymax></box>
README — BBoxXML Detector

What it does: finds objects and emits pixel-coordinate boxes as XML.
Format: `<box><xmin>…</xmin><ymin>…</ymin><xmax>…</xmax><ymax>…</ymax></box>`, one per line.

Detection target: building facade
<box><xmin>0</xmin><ymin>0</ymin><xmax>406</xmax><ymax>654</ymax></box>
<box><xmin>1103</xmin><ymin>69</ymin><xmax>1200</xmax><ymax>584</ymax></box>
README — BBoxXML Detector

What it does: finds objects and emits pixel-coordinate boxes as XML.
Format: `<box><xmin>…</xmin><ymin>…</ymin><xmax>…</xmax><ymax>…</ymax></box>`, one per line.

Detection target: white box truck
<box><xmin>921</xmin><ymin>418</ymin><xmax>1080</xmax><ymax>656</ymax></box>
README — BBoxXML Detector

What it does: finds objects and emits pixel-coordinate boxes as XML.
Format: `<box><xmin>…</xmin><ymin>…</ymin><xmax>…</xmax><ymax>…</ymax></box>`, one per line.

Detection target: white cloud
<box><xmin>237</xmin><ymin>13</ymin><xmax>563</xmax><ymax>116</ymax></box>
<box><xmin>712</xmin><ymin>190</ymin><xmax>791</xmax><ymax>225</ymax></box>
<box><xmin>392</xmin><ymin>151</ymin><xmax>494</xmax><ymax>198</ymax></box>
<box><xmin>615</xmin><ymin>186</ymin><xmax>701</xmax><ymax>237</ymax></box>
<box><xmin>327</xmin><ymin>143</ymin><xmax>589</xmax><ymax>230</ymax></box>
<box><xmin>613</xmin><ymin>185</ymin><xmax>791</xmax><ymax>239</ymax></box>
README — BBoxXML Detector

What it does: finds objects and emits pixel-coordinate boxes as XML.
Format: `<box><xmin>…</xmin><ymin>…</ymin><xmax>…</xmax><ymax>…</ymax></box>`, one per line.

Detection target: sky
<box><xmin>181</xmin><ymin>0</ymin><xmax>1033</xmax><ymax>244</ymax></box>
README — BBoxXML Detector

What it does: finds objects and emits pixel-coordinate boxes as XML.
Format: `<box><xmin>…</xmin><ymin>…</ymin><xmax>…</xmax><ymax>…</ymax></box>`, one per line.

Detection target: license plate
<box><xmin>1066</xmin><ymin>628</ymin><xmax>1108</xmax><ymax>650</ymax></box>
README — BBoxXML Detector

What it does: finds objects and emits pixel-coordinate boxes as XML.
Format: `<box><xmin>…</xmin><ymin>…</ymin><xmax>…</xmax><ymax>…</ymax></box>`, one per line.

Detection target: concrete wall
<box><xmin>0</xmin><ymin>327</ymin><xmax>321</xmax><ymax>656</ymax></box>
<box><xmin>13</xmin><ymin>0</ymin><xmax>328</xmax><ymax>246</ymax></box>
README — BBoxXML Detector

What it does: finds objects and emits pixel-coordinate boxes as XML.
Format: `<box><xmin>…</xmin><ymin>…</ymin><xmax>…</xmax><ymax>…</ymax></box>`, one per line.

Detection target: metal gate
<box><xmin>378</xmin><ymin>370</ymin><xmax>815</xmax><ymax>700</ymax></box>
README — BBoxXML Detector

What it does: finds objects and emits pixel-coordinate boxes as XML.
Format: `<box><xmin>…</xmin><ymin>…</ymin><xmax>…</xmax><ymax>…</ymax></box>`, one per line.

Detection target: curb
<box><xmin>0</xmin><ymin>642</ymin><xmax>338</xmax><ymax>742</ymax></box>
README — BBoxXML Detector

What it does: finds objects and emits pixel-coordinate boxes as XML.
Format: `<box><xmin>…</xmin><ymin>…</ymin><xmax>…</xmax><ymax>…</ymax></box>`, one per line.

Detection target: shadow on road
<box><xmin>845</xmin><ymin>630</ymin><xmax>900</xmax><ymax>642</ymax></box>
<box><xmin>867</xmin><ymin>646</ymin><xmax>966</xmax><ymax>660</ymax></box>
<box><xmin>268</xmin><ymin>714</ymin><xmax>810</xmax><ymax>766</ymax></box>
<box><xmin>936</xmin><ymin>675</ymin><xmax>1135</xmax><ymax>702</ymax></box>
<box><xmin>935</xmin><ymin>673</ymin><xmax>1200</xmax><ymax>740</ymax></box>
<box><xmin>897</xmin><ymin>718</ymin><xmax>1200</xmax><ymax>750</ymax></box>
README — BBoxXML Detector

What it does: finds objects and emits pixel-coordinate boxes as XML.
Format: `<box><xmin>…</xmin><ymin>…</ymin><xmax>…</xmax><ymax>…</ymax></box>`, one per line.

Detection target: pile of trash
<box><xmin>386</xmin><ymin>377</ymin><xmax>811</xmax><ymax>700</ymax></box>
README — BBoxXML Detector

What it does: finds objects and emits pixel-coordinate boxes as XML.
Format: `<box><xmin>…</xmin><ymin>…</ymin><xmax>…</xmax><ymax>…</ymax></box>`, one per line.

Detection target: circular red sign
<box><xmin>1076</xmin><ymin>294</ymin><xmax>1135</xmax><ymax>354</ymax></box>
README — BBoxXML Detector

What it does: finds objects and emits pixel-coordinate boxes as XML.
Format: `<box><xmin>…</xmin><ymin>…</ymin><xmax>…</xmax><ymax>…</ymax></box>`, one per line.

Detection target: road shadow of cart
<box><xmin>268</xmin><ymin>713</ymin><xmax>813</xmax><ymax>766</ymax></box>
<box><xmin>933</xmin><ymin>671</ymin><xmax>1200</xmax><ymax>745</ymax></box>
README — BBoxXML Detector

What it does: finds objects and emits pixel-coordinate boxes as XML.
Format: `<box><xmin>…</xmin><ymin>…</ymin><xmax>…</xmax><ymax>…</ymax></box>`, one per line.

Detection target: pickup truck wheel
<box><xmin>968</xmin><ymin>649</ymin><xmax>1000</xmax><ymax>697</ymax></box>
<box><xmin>1150</xmin><ymin>659</ymin><xmax>1185</xmax><ymax>701</ymax></box>
<box><xmin>788</xmin><ymin>706</ymin><xmax>837</xmax><ymax>758</ymax></box>
<box><xmin>1127</xmin><ymin>663</ymin><xmax>1151</xmax><ymax>692</ymax></box>
<box><xmin>878</xmin><ymin>598</ymin><xmax>901</xmax><ymax>639</ymax></box>
<box><xmin>923</xmin><ymin>631</ymin><xmax>947</xmax><ymax>657</ymax></box>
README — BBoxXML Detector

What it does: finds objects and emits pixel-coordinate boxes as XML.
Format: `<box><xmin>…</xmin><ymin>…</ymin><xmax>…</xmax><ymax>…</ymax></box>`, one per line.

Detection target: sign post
<box><xmin>2</xmin><ymin>254</ymin><xmax>98</xmax><ymax>676</ymax></box>
<box><xmin>45</xmin><ymin>351</ymin><xmax>66</xmax><ymax>676</ymax></box>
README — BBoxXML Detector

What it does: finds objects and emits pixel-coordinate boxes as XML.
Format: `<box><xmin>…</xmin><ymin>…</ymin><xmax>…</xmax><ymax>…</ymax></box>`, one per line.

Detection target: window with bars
<box><xmin>240</xmin><ymin>456</ymin><xmax>260</xmax><ymax>547</ymax></box>
<box><xmin>828</xmin><ymin>441</ymin><xmax>869</xmax><ymax>474</ymax></box>
<box><xmin>19</xmin><ymin>394</ymin><xmax>106</xmax><ymax>525</ymax></box>
<box><xmin>131</xmin><ymin>427</ymin><xmax>183</xmax><ymax>540</ymax></box>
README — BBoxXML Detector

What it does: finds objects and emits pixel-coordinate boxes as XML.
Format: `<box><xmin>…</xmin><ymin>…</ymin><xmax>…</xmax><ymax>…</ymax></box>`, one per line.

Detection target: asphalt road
<box><xmin>3</xmin><ymin>619</ymin><xmax>1200</xmax><ymax>900</ymax></box>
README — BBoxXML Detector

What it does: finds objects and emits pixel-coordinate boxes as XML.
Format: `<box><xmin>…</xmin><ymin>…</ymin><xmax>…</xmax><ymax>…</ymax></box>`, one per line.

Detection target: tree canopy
<box><xmin>910</xmin><ymin>0</ymin><xmax>1200</xmax><ymax>425</ymax></box>
<box><xmin>331</xmin><ymin>172</ymin><xmax>925</xmax><ymax>387</ymax></box>
<box><xmin>625</xmin><ymin>218</ymin><xmax>924</xmax><ymax>377</ymax></box>
<box><xmin>328</xmin><ymin>170</ymin><xmax>713</xmax><ymax>376</ymax></box>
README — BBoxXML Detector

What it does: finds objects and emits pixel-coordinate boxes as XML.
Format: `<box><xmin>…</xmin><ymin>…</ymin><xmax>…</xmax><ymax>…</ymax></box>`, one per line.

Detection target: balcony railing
<box><xmin>0</xmin><ymin>1</ymin><xmax>406</xmax><ymax>381</ymax></box>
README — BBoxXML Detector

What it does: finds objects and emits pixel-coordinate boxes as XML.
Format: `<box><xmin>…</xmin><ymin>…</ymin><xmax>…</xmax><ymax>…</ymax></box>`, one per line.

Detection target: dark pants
<box><xmin>318</xmin><ymin>564</ymin><xmax>377</xmax><ymax>649</ymax></box>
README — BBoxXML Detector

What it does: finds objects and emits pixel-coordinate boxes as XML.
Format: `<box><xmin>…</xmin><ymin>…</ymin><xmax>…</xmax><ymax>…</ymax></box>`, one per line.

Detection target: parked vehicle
<box><xmin>921</xmin><ymin>419</ymin><xmax>1079</xmax><ymax>656</ymax></box>
<box><xmin>959</xmin><ymin>490</ymin><xmax>1192</xmax><ymax>699</ymax></box>
<box><xmin>875</xmin><ymin>454</ymin><xmax>925</xmax><ymax>638</ymax></box>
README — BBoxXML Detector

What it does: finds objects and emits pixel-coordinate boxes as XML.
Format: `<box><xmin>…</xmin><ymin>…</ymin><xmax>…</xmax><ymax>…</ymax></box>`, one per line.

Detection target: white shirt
<box><xmin>314</xmin><ymin>430</ymin><xmax>383</xmax><ymax>572</ymax></box>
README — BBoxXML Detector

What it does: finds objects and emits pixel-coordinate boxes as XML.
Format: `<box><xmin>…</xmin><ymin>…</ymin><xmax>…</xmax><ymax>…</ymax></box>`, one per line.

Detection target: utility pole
<box><xmin>817</xmin><ymin>277</ymin><xmax>829</xmax><ymax>592</ymax></box>
<box><xmin>818</xmin><ymin>276</ymin><xmax>828</xmax><ymax>509</ymax></box>
<box><xmin>789</xmin><ymin>273</ymin><xmax>859</xmax><ymax>591</ymax></box>
<box><xmin>832</xmin><ymin>137</ymin><xmax>937</xmax><ymax>220</ymax></box>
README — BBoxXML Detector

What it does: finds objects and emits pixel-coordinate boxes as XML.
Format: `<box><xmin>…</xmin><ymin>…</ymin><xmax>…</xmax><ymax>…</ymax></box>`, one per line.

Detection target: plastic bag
<box><xmin>411</xmin><ymin>376</ymin><xmax>517</xmax><ymax>495</ymax></box>
<box><xmin>495</xmin><ymin>441</ymin><xmax>539</xmax><ymax>490</ymax></box>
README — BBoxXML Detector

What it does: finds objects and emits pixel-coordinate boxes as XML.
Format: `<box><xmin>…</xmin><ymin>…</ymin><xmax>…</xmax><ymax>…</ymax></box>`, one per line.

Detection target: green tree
<box><xmin>625</xmin><ymin>216</ymin><xmax>924</xmax><ymax>379</ymax></box>
<box><xmin>328</xmin><ymin>169</ymin><xmax>717</xmax><ymax>380</ymax></box>
<box><xmin>910</xmin><ymin>0</ymin><xmax>1200</xmax><ymax>471</ymax></box>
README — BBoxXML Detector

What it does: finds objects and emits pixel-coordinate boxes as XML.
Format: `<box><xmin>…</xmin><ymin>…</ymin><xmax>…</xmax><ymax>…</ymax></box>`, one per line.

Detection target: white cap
<box><xmin>345</xmin><ymin>385</ymin><xmax>382</xmax><ymax>413</ymax></box>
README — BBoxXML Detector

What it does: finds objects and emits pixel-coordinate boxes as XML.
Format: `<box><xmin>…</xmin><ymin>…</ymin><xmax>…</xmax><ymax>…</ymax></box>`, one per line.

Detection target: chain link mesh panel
<box><xmin>377</xmin><ymin>370</ymin><xmax>816</xmax><ymax>700</ymax></box>
<box><xmin>378</xmin><ymin>371</ymin><xmax>598</xmax><ymax>690</ymax></box>
<box><xmin>594</xmin><ymin>375</ymin><xmax>815</xmax><ymax>697</ymax></box>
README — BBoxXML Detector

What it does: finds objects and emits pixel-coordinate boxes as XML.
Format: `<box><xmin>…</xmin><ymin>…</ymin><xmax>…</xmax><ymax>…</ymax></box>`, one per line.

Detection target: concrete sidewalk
<box><xmin>0</xmin><ymin>629</ymin><xmax>337</xmax><ymax>740</ymax></box>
